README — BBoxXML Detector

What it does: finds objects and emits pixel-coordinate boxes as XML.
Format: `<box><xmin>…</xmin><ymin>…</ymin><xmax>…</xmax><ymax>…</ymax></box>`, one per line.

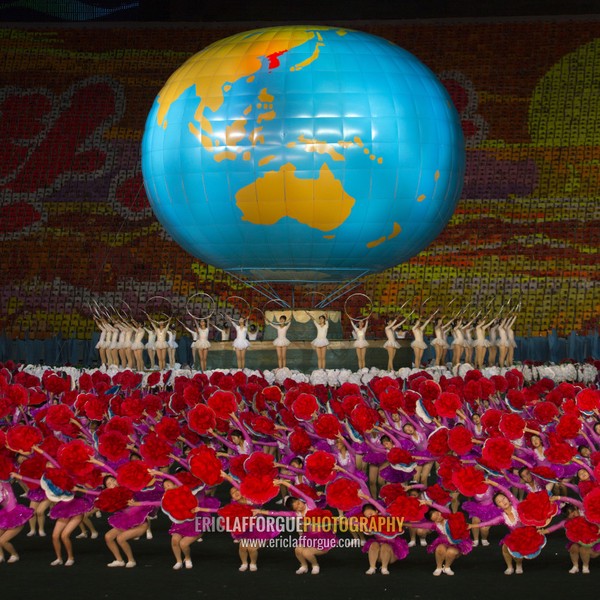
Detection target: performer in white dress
<box><xmin>497</xmin><ymin>318</ymin><xmax>510</xmax><ymax>368</ymax></box>
<box><xmin>431</xmin><ymin>316</ymin><xmax>453</xmax><ymax>367</ymax></box>
<box><xmin>152</xmin><ymin>318</ymin><xmax>171</xmax><ymax>371</ymax></box>
<box><xmin>181</xmin><ymin>318</ymin><xmax>212</xmax><ymax>371</ymax></box>
<box><xmin>93</xmin><ymin>317</ymin><xmax>109</xmax><ymax>367</ymax></box>
<box><xmin>451</xmin><ymin>320</ymin><xmax>465</xmax><ymax>367</ymax></box>
<box><xmin>351</xmin><ymin>319</ymin><xmax>369</xmax><ymax>370</ymax></box>
<box><xmin>224</xmin><ymin>314</ymin><xmax>250</xmax><ymax>369</ymax></box>
<box><xmin>506</xmin><ymin>313</ymin><xmax>518</xmax><ymax>367</ymax></box>
<box><xmin>487</xmin><ymin>320</ymin><xmax>499</xmax><ymax>367</ymax></box>
<box><xmin>268</xmin><ymin>315</ymin><xmax>291</xmax><ymax>369</ymax></box>
<box><xmin>144</xmin><ymin>326</ymin><xmax>157</xmax><ymax>370</ymax></box>
<box><xmin>167</xmin><ymin>325</ymin><xmax>178</xmax><ymax>368</ymax></box>
<box><xmin>383</xmin><ymin>316</ymin><xmax>408</xmax><ymax>371</ymax></box>
<box><xmin>473</xmin><ymin>316</ymin><xmax>495</xmax><ymax>369</ymax></box>
<box><xmin>130</xmin><ymin>324</ymin><xmax>146</xmax><ymax>372</ymax></box>
<box><xmin>411</xmin><ymin>310</ymin><xmax>437</xmax><ymax>369</ymax></box>
<box><xmin>308</xmin><ymin>313</ymin><xmax>329</xmax><ymax>370</ymax></box>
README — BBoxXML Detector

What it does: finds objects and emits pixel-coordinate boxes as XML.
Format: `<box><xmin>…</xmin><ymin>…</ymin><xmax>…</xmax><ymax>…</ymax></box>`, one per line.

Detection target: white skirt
<box><xmin>353</xmin><ymin>340</ymin><xmax>369</xmax><ymax>349</ymax></box>
<box><xmin>233</xmin><ymin>339</ymin><xmax>250</xmax><ymax>350</ymax></box>
<box><xmin>273</xmin><ymin>338</ymin><xmax>290</xmax><ymax>347</ymax></box>
<box><xmin>145</xmin><ymin>342</ymin><xmax>156</xmax><ymax>350</ymax></box>
<box><xmin>193</xmin><ymin>340</ymin><xmax>211</xmax><ymax>350</ymax></box>
<box><xmin>431</xmin><ymin>339</ymin><xmax>449</xmax><ymax>349</ymax></box>
<box><xmin>311</xmin><ymin>339</ymin><xmax>329</xmax><ymax>348</ymax></box>
<box><xmin>383</xmin><ymin>341</ymin><xmax>400</xmax><ymax>349</ymax></box>
<box><xmin>155</xmin><ymin>341</ymin><xmax>169</xmax><ymax>350</ymax></box>
<box><xmin>473</xmin><ymin>340</ymin><xmax>491</xmax><ymax>348</ymax></box>
<box><xmin>131</xmin><ymin>342</ymin><xmax>145</xmax><ymax>350</ymax></box>
<box><xmin>410</xmin><ymin>340</ymin><xmax>427</xmax><ymax>350</ymax></box>
<box><xmin>168</xmin><ymin>341</ymin><xmax>178</xmax><ymax>349</ymax></box>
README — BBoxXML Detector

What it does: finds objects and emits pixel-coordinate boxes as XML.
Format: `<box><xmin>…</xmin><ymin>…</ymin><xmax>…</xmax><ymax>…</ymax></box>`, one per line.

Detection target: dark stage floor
<box><xmin>3</xmin><ymin>511</ymin><xmax>599</xmax><ymax>600</ymax></box>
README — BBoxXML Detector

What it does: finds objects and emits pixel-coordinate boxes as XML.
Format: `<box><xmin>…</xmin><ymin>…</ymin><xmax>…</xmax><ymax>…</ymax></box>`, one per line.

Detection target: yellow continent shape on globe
<box><xmin>235</xmin><ymin>163</ymin><xmax>355</xmax><ymax>232</ymax></box>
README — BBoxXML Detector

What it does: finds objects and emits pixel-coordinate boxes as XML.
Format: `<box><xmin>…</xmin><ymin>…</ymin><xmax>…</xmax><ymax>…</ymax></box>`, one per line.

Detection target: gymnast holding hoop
<box><xmin>267</xmin><ymin>314</ymin><xmax>292</xmax><ymax>370</ymax></box>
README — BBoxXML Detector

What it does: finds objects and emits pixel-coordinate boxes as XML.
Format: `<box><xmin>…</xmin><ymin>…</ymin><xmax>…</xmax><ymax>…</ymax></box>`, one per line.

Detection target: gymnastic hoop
<box><xmin>344</xmin><ymin>293</ymin><xmax>373</xmax><ymax>323</ymax></box>
<box><xmin>186</xmin><ymin>292</ymin><xmax>216</xmax><ymax>320</ymax></box>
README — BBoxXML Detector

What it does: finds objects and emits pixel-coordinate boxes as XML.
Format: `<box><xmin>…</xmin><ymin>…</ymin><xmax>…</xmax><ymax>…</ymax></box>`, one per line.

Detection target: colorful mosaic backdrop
<box><xmin>0</xmin><ymin>20</ymin><xmax>598</xmax><ymax>341</ymax></box>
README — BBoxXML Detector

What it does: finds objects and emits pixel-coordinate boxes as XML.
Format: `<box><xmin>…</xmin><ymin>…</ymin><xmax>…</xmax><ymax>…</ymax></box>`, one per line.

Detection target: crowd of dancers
<box><xmin>1</xmin><ymin>360</ymin><xmax>600</xmax><ymax>576</ymax></box>
<box><xmin>91</xmin><ymin>301</ymin><xmax>520</xmax><ymax>373</ymax></box>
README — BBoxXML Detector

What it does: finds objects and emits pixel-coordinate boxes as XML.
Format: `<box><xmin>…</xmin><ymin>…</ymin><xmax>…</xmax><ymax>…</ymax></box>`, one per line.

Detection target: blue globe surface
<box><xmin>142</xmin><ymin>26</ymin><xmax>465</xmax><ymax>282</ymax></box>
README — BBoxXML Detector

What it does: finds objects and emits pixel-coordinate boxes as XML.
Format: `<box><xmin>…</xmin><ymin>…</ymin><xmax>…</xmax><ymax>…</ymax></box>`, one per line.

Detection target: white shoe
<box><xmin>380</xmin><ymin>568</ymin><xmax>390</xmax><ymax>575</ymax></box>
<box><xmin>408</xmin><ymin>541</ymin><xmax>416</xmax><ymax>548</ymax></box>
<box><xmin>125</xmin><ymin>561</ymin><xmax>136</xmax><ymax>568</ymax></box>
<box><xmin>91</xmin><ymin>532</ymin><xmax>99</xmax><ymax>539</ymax></box>
<box><xmin>295</xmin><ymin>566</ymin><xmax>308</xmax><ymax>575</ymax></box>
<box><xmin>420</xmin><ymin>538</ymin><xmax>427</xmax><ymax>547</ymax></box>
<box><xmin>239</xmin><ymin>563</ymin><xmax>249</xmax><ymax>572</ymax></box>
<box><xmin>65</xmin><ymin>559</ymin><xmax>75</xmax><ymax>567</ymax></box>
<box><xmin>433</xmin><ymin>568</ymin><xmax>443</xmax><ymax>576</ymax></box>
<box><xmin>472</xmin><ymin>539</ymin><xmax>479</xmax><ymax>547</ymax></box>
<box><xmin>107</xmin><ymin>560</ymin><xmax>125</xmax><ymax>568</ymax></box>
<box><xmin>39</xmin><ymin>531</ymin><xmax>46</xmax><ymax>538</ymax></box>
<box><xmin>569</xmin><ymin>566</ymin><xmax>579</xmax><ymax>574</ymax></box>
<box><xmin>481</xmin><ymin>539</ymin><xmax>490</xmax><ymax>547</ymax></box>
<box><xmin>76</xmin><ymin>532</ymin><xmax>88</xmax><ymax>539</ymax></box>
<box><xmin>173</xmin><ymin>562</ymin><xmax>183</xmax><ymax>570</ymax></box>
<box><xmin>7</xmin><ymin>555</ymin><xmax>19</xmax><ymax>564</ymax></box>
<box><xmin>146</xmin><ymin>530</ymin><xmax>153</xmax><ymax>540</ymax></box>
<box><xmin>365</xmin><ymin>567</ymin><xmax>376</xmax><ymax>575</ymax></box>
<box><xmin>582</xmin><ymin>566</ymin><xmax>590</xmax><ymax>574</ymax></box>
<box><xmin>51</xmin><ymin>559</ymin><xmax>63</xmax><ymax>566</ymax></box>
<box><xmin>249</xmin><ymin>564</ymin><xmax>257</xmax><ymax>572</ymax></box>
<box><xmin>504</xmin><ymin>568</ymin><xmax>514</xmax><ymax>575</ymax></box>
<box><xmin>443</xmin><ymin>567</ymin><xmax>454</xmax><ymax>576</ymax></box>
<box><xmin>311</xmin><ymin>566</ymin><xmax>320</xmax><ymax>575</ymax></box>
<box><xmin>515</xmin><ymin>565</ymin><xmax>523</xmax><ymax>575</ymax></box>
<box><xmin>27</xmin><ymin>531</ymin><xmax>36</xmax><ymax>537</ymax></box>
<box><xmin>185</xmin><ymin>560</ymin><xmax>193</xmax><ymax>569</ymax></box>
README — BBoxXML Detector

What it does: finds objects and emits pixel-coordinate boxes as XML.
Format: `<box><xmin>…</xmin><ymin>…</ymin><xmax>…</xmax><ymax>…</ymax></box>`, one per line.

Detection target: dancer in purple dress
<box><xmin>0</xmin><ymin>478</ymin><xmax>34</xmax><ymax>563</ymax></box>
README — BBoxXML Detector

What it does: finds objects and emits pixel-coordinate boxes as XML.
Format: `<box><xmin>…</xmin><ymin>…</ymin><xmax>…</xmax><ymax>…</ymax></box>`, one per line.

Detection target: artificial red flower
<box><xmin>313</xmin><ymin>414</ymin><xmax>341</xmax><ymax>439</ymax></box>
<box><xmin>43</xmin><ymin>373</ymin><xmax>71</xmax><ymax>395</ymax></box>
<box><xmin>387</xmin><ymin>448</ymin><xmax>415</xmax><ymax>468</ymax></box>
<box><xmin>555</xmin><ymin>414</ymin><xmax>582</xmax><ymax>440</ymax></box>
<box><xmin>446</xmin><ymin>511</ymin><xmax>470</xmax><ymax>543</ymax></box>
<box><xmin>218</xmin><ymin>502</ymin><xmax>254</xmax><ymax>533</ymax></box>
<box><xmin>504</xmin><ymin>526</ymin><xmax>546</xmax><ymax>558</ymax></box>
<box><xmin>545</xmin><ymin>439</ymin><xmax>576</xmax><ymax>465</ymax></box>
<box><xmin>17</xmin><ymin>454</ymin><xmax>46</xmax><ymax>486</ymax></box>
<box><xmin>289</xmin><ymin>428</ymin><xmax>312</xmax><ymax>455</ymax></box>
<box><xmin>261</xmin><ymin>386</ymin><xmax>283</xmax><ymax>403</ymax></box>
<box><xmin>378</xmin><ymin>387</ymin><xmax>404</xmax><ymax>413</ymax></box>
<box><xmin>162</xmin><ymin>485</ymin><xmax>197</xmax><ymax>521</ymax></box>
<box><xmin>120</xmin><ymin>397</ymin><xmax>145</xmax><ymax>422</ymax></box>
<box><xmin>565</xmin><ymin>516</ymin><xmax>600</xmax><ymax>545</ymax></box>
<box><xmin>243</xmin><ymin>452</ymin><xmax>277</xmax><ymax>478</ymax></box>
<box><xmin>239</xmin><ymin>474</ymin><xmax>279</xmax><ymax>504</ymax></box>
<box><xmin>424</xmin><ymin>483</ymin><xmax>451</xmax><ymax>506</ymax></box>
<box><xmin>95</xmin><ymin>486</ymin><xmax>133</xmax><ymax>512</ymax></box>
<box><xmin>583</xmin><ymin>487</ymin><xmax>600</xmax><ymax>524</ymax></box>
<box><xmin>139</xmin><ymin>432</ymin><xmax>172</xmax><ymax>468</ymax></box>
<box><xmin>481</xmin><ymin>408</ymin><xmax>502</xmax><ymax>432</ymax></box>
<box><xmin>325</xmin><ymin>477</ymin><xmax>362</xmax><ymax>510</ymax></box>
<box><xmin>104</xmin><ymin>415</ymin><xmax>135</xmax><ymax>437</ymax></box>
<box><xmin>305</xmin><ymin>451</ymin><xmax>336</xmax><ymax>484</ymax></box>
<box><xmin>463</xmin><ymin>380</ymin><xmax>482</xmax><ymax>405</ymax></box>
<box><xmin>6</xmin><ymin>383</ymin><xmax>29</xmax><ymax>406</ymax></box>
<box><xmin>517</xmin><ymin>491</ymin><xmax>558</xmax><ymax>527</ymax></box>
<box><xmin>82</xmin><ymin>395</ymin><xmax>109</xmax><ymax>421</ymax></box>
<box><xmin>576</xmin><ymin>388</ymin><xmax>600</xmax><ymax>414</ymax></box>
<box><xmin>45</xmin><ymin>404</ymin><xmax>76</xmax><ymax>433</ymax></box>
<box><xmin>505</xmin><ymin>390</ymin><xmax>526</xmax><ymax>411</ymax></box>
<box><xmin>143</xmin><ymin>394</ymin><xmax>163</xmax><ymax>418</ymax></box>
<box><xmin>533</xmin><ymin>402</ymin><xmax>559</xmax><ymax>425</ymax></box>
<box><xmin>479</xmin><ymin>378</ymin><xmax>496</xmax><ymax>399</ymax></box>
<box><xmin>116</xmin><ymin>460</ymin><xmax>152</xmax><ymax>491</ymax></box>
<box><xmin>295</xmin><ymin>483</ymin><xmax>320</xmax><ymax>501</ymax></box>
<box><xmin>427</xmin><ymin>427</ymin><xmax>450</xmax><ymax>457</ymax></box>
<box><xmin>435</xmin><ymin>392</ymin><xmax>462</xmax><ymax>418</ymax></box>
<box><xmin>530</xmin><ymin>466</ymin><xmax>558</xmax><ymax>483</ymax></box>
<box><xmin>189</xmin><ymin>445</ymin><xmax>223</xmax><ymax>486</ymax></box>
<box><xmin>187</xmin><ymin>403</ymin><xmax>217</xmax><ymax>435</ymax></box>
<box><xmin>43</xmin><ymin>467</ymin><xmax>75</xmax><ymax>492</ymax></box>
<box><xmin>336</xmin><ymin>382</ymin><xmax>362</xmax><ymax>398</ymax></box>
<box><xmin>207</xmin><ymin>390</ymin><xmax>238</xmax><ymax>419</ymax></box>
<box><xmin>437</xmin><ymin>455</ymin><xmax>462</xmax><ymax>490</ymax></box>
<box><xmin>379</xmin><ymin>483</ymin><xmax>406</xmax><ymax>505</ymax></box>
<box><xmin>97</xmin><ymin>430</ymin><xmax>129</xmax><ymax>462</ymax></box>
<box><xmin>6</xmin><ymin>424</ymin><xmax>43</xmax><ymax>454</ymax></box>
<box><xmin>481</xmin><ymin>437</ymin><xmax>514</xmax><ymax>471</ymax></box>
<box><xmin>419</xmin><ymin>380</ymin><xmax>441</xmax><ymax>402</ymax></box>
<box><xmin>291</xmin><ymin>393</ymin><xmax>319</xmax><ymax>421</ymax></box>
<box><xmin>387</xmin><ymin>494</ymin><xmax>428</xmax><ymax>522</ymax></box>
<box><xmin>447</xmin><ymin>425</ymin><xmax>474</xmax><ymax>456</ymax></box>
<box><xmin>0</xmin><ymin>453</ymin><xmax>14</xmax><ymax>480</ymax></box>
<box><xmin>228</xmin><ymin>454</ymin><xmax>249</xmax><ymax>480</ymax></box>
<box><xmin>491</xmin><ymin>375</ymin><xmax>508</xmax><ymax>394</ymax></box>
<box><xmin>499</xmin><ymin>413</ymin><xmax>526</xmax><ymax>440</ymax></box>
<box><xmin>56</xmin><ymin>440</ymin><xmax>94</xmax><ymax>477</ymax></box>
<box><xmin>155</xmin><ymin>416</ymin><xmax>181</xmax><ymax>442</ymax></box>
<box><xmin>248</xmin><ymin>415</ymin><xmax>275</xmax><ymax>436</ymax></box>
<box><xmin>451</xmin><ymin>465</ymin><xmax>488</xmax><ymax>497</ymax></box>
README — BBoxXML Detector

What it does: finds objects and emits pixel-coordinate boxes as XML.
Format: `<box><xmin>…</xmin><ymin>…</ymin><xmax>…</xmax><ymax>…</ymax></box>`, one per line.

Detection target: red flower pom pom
<box><xmin>350</xmin><ymin>404</ymin><xmax>378</xmax><ymax>433</ymax></box>
<box><xmin>517</xmin><ymin>491</ymin><xmax>558</xmax><ymax>526</ymax></box>
<box><xmin>464</xmin><ymin>380</ymin><xmax>482</xmax><ymax>405</ymax></box>
<box><xmin>289</xmin><ymin>428</ymin><xmax>312</xmax><ymax>455</ymax></box>
<box><xmin>504</xmin><ymin>526</ymin><xmax>546</xmax><ymax>558</ymax></box>
<box><xmin>530</xmin><ymin>466</ymin><xmax>558</xmax><ymax>482</ymax></box>
<box><xmin>447</xmin><ymin>425</ymin><xmax>473</xmax><ymax>456</ymax></box>
<box><xmin>6</xmin><ymin>424</ymin><xmax>43</xmax><ymax>454</ymax></box>
<box><xmin>479</xmin><ymin>378</ymin><xmax>496</xmax><ymax>399</ymax></box>
<box><xmin>239</xmin><ymin>474</ymin><xmax>279</xmax><ymax>504</ymax></box>
<box><xmin>305</xmin><ymin>451</ymin><xmax>336</xmax><ymax>484</ymax></box>
<box><xmin>387</xmin><ymin>494</ymin><xmax>428</xmax><ymax>522</ymax></box>
<box><xmin>189</xmin><ymin>445</ymin><xmax>223</xmax><ymax>486</ymax></box>
<box><xmin>43</xmin><ymin>373</ymin><xmax>71</xmax><ymax>396</ymax></box>
<box><xmin>116</xmin><ymin>460</ymin><xmax>153</xmax><ymax>492</ymax></box>
<box><xmin>313</xmin><ymin>414</ymin><xmax>341</xmax><ymax>439</ymax></box>
<box><xmin>491</xmin><ymin>375</ymin><xmax>508</xmax><ymax>394</ymax></box>
<box><xmin>44</xmin><ymin>467</ymin><xmax>75</xmax><ymax>492</ymax></box>
<box><xmin>378</xmin><ymin>388</ymin><xmax>404</xmax><ymax>413</ymax></box>
<box><xmin>188</xmin><ymin>403</ymin><xmax>217</xmax><ymax>435</ymax></box>
<box><xmin>243</xmin><ymin>452</ymin><xmax>277</xmax><ymax>478</ymax></box>
<box><xmin>555</xmin><ymin>414</ymin><xmax>582</xmax><ymax>440</ymax></box>
<box><xmin>336</xmin><ymin>382</ymin><xmax>362</xmax><ymax>398</ymax></box>
<box><xmin>481</xmin><ymin>437</ymin><xmax>514</xmax><ymax>471</ymax></box>
<box><xmin>291</xmin><ymin>393</ymin><xmax>319</xmax><ymax>421</ymax></box>
<box><xmin>155</xmin><ymin>416</ymin><xmax>181</xmax><ymax>443</ymax></box>
<box><xmin>424</xmin><ymin>483</ymin><xmax>451</xmax><ymax>506</ymax></box>
<box><xmin>387</xmin><ymin>448</ymin><xmax>415</xmax><ymax>468</ymax></box>
<box><xmin>218</xmin><ymin>502</ymin><xmax>254</xmax><ymax>533</ymax></box>
<box><xmin>82</xmin><ymin>395</ymin><xmax>108</xmax><ymax>421</ymax></box>
<box><xmin>576</xmin><ymin>389</ymin><xmax>600</xmax><ymax>413</ymax></box>
<box><xmin>325</xmin><ymin>477</ymin><xmax>362</xmax><ymax>510</ymax></box>
<box><xmin>437</xmin><ymin>455</ymin><xmax>462</xmax><ymax>491</ymax></box>
<box><xmin>499</xmin><ymin>413</ymin><xmax>526</xmax><ymax>440</ymax></box>
<box><xmin>0</xmin><ymin>453</ymin><xmax>14</xmax><ymax>481</ymax></box>
<box><xmin>95</xmin><ymin>486</ymin><xmax>133</xmax><ymax>512</ymax></box>
<box><xmin>97</xmin><ymin>430</ymin><xmax>129</xmax><ymax>462</ymax></box>
<box><xmin>104</xmin><ymin>415</ymin><xmax>135</xmax><ymax>437</ymax></box>
<box><xmin>379</xmin><ymin>483</ymin><xmax>406</xmax><ymax>505</ymax></box>
<box><xmin>545</xmin><ymin>439</ymin><xmax>576</xmax><ymax>465</ymax></box>
<box><xmin>533</xmin><ymin>402</ymin><xmax>559</xmax><ymax>425</ymax></box>
<box><xmin>45</xmin><ymin>404</ymin><xmax>75</xmax><ymax>433</ymax></box>
<box><xmin>435</xmin><ymin>392</ymin><xmax>462</xmax><ymax>418</ymax></box>
<box><xmin>427</xmin><ymin>427</ymin><xmax>450</xmax><ymax>457</ymax></box>
<box><xmin>18</xmin><ymin>454</ymin><xmax>47</xmax><ymax>486</ymax></box>
<box><xmin>249</xmin><ymin>415</ymin><xmax>275</xmax><ymax>436</ymax></box>
<box><xmin>446</xmin><ymin>511</ymin><xmax>470</xmax><ymax>543</ymax></box>
<box><xmin>419</xmin><ymin>380</ymin><xmax>441</xmax><ymax>402</ymax></box>
<box><xmin>56</xmin><ymin>440</ymin><xmax>94</xmax><ymax>477</ymax></box>
<box><xmin>207</xmin><ymin>390</ymin><xmax>238</xmax><ymax>420</ymax></box>
<box><xmin>261</xmin><ymin>386</ymin><xmax>283</xmax><ymax>404</ymax></box>
<box><xmin>295</xmin><ymin>483</ymin><xmax>320</xmax><ymax>501</ymax></box>
<box><xmin>229</xmin><ymin>454</ymin><xmax>249</xmax><ymax>480</ymax></box>
<box><xmin>565</xmin><ymin>516</ymin><xmax>600</xmax><ymax>545</ymax></box>
<box><xmin>583</xmin><ymin>487</ymin><xmax>600</xmax><ymax>524</ymax></box>
<box><xmin>481</xmin><ymin>408</ymin><xmax>502</xmax><ymax>432</ymax></box>
<box><xmin>139</xmin><ymin>432</ymin><xmax>173</xmax><ymax>468</ymax></box>
<box><xmin>174</xmin><ymin>470</ymin><xmax>204</xmax><ymax>490</ymax></box>
<box><xmin>162</xmin><ymin>485</ymin><xmax>197</xmax><ymax>522</ymax></box>
<box><xmin>451</xmin><ymin>466</ymin><xmax>488</xmax><ymax>497</ymax></box>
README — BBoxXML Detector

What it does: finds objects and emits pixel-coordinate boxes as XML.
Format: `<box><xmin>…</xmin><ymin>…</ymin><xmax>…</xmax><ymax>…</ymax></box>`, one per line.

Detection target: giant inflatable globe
<box><xmin>142</xmin><ymin>26</ymin><xmax>465</xmax><ymax>282</ymax></box>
